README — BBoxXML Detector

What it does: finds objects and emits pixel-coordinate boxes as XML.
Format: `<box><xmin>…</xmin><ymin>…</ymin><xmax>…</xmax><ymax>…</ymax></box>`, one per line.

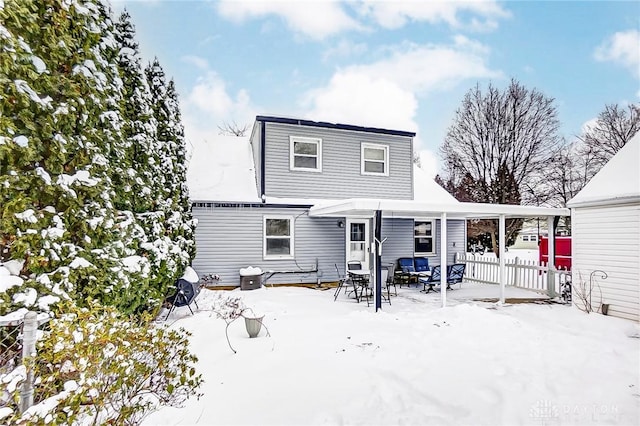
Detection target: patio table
<box><xmin>348</xmin><ymin>269</ymin><xmax>370</xmax><ymax>302</ymax></box>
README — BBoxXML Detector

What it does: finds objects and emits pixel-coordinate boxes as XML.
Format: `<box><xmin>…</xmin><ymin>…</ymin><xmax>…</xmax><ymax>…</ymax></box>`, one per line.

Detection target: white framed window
<box><xmin>361</xmin><ymin>143</ymin><xmax>389</xmax><ymax>176</ymax></box>
<box><xmin>263</xmin><ymin>215</ymin><xmax>294</xmax><ymax>259</ymax></box>
<box><xmin>290</xmin><ymin>136</ymin><xmax>322</xmax><ymax>172</ymax></box>
<box><xmin>522</xmin><ymin>235</ymin><xmax>529</xmax><ymax>241</ymax></box>
<box><xmin>414</xmin><ymin>219</ymin><xmax>435</xmax><ymax>254</ymax></box>
<box><xmin>531</xmin><ymin>235</ymin><xmax>538</xmax><ymax>242</ymax></box>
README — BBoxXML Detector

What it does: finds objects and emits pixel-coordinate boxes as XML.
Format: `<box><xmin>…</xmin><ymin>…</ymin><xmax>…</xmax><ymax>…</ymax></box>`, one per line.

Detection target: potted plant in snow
<box><xmin>209</xmin><ymin>294</ymin><xmax>270</xmax><ymax>353</ymax></box>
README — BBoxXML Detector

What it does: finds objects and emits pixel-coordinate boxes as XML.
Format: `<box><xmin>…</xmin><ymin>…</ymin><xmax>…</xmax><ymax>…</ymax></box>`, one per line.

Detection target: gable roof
<box><xmin>256</xmin><ymin>115</ymin><xmax>416</xmax><ymax>138</ymax></box>
<box><xmin>567</xmin><ymin>133</ymin><xmax>640</xmax><ymax>208</ymax></box>
<box><xmin>186</xmin><ymin>135</ymin><xmax>456</xmax><ymax>204</ymax></box>
<box><xmin>413</xmin><ymin>165</ymin><xmax>458</xmax><ymax>203</ymax></box>
<box><xmin>186</xmin><ymin>135</ymin><xmax>260</xmax><ymax>203</ymax></box>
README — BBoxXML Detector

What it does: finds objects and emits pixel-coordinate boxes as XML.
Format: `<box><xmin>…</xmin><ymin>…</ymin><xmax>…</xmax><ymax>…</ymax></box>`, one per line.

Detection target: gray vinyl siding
<box><xmin>572</xmin><ymin>203</ymin><xmax>640</xmax><ymax>321</ymax></box>
<box><xmin>263</xmin><ymin>122</ymin><xmax>413</xmax><ymax>200</ymax></box>
<box><xmin>192</xmin><ymin>205</ymin><xmax>345</xmax><ymax>286</ymax></box>
<box><xmin>380</xmin><ymin>218</ymin><xmax>466</xmax><ymax>267</ymax></box>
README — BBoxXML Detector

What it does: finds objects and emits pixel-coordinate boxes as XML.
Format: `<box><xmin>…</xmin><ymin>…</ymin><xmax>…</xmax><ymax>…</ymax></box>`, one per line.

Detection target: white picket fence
<box><xmin>454</xmin><ymin>252</ymin><xmax>571</xmax><ymax>296</ymax></box>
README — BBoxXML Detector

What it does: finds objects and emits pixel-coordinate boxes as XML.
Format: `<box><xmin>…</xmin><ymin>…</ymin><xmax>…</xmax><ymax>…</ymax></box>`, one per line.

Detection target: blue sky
<box><xmin>113</xmin><ymin>0</ymin><xmax>639</xmax><ymax>176</ymax></box>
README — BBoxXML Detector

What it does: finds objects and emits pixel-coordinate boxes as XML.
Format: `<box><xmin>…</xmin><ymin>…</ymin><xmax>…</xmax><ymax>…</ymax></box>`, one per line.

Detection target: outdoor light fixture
<box><xmin>337</xmin><ymin>220</ymin><xmax>345</xmax><ymax>228</ymax></box>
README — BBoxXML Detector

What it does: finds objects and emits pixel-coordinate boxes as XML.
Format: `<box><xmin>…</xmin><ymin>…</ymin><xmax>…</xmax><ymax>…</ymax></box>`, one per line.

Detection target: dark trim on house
<box><xmin>256</xmin><ymin>115</ymin><xmax>416</xmax><ymax>138</ymax></box>
<box><xmin>260</xmin><ymin>120</ymin><xmax>266</xmax><ymax>198</ymax></box>
<box><xmin>192</xmin><ymin>202</ymin><xmax>313</xmax><ymax>209</ymax></box>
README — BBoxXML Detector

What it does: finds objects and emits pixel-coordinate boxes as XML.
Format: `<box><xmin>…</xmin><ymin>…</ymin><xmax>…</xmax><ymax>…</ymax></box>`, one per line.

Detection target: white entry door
<box><xmin>346</xmin><ymin>219</ymin><xmax>370</xmax><ymax>271</ymax></box>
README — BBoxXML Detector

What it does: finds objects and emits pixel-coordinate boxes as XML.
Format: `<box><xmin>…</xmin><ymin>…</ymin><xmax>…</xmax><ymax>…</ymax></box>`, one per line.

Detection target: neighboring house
<box><xmin>510</xmin><ymin>225</ymin><xmax>546</xmax><ymax>249</ymax></box>
<box><xmin>567</xmin><ymin>133</ymin><xmax>640</xmax><ymax>322</ymax></box>
<box><xmin>188</xmin><ymin>115</ymin><xmax>465</xmax><ymax>286</ymax></box>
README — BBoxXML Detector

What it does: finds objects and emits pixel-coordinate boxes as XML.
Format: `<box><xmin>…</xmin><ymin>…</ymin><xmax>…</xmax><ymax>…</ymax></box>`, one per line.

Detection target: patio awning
<box><xmin>309</xmin><ymin>198</ymin><xmax>570</xmax><ymax>219</ymax></box>
<box><xmin>309</xmin><ymin>198</ymin><xmax>569</xmax><ymax>312</ymax></box>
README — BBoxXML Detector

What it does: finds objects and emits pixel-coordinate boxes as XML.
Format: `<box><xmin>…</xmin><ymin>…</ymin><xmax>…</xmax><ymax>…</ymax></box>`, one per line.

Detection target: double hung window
<box><xmin>361</xmin><ymin>143</ymin><xmax>389</xmax><ymax>176</ymax></box>
<box><xmin>264</xmin><ymin>216</ymin><xmax>294</xmax><ymax>259</ymax></box>
<box><xmin>414</xmin><ymin>220</ymin><xmax>435</xmax><ymax>254</ymax></box>
<box><xmin>290</xmin><ymin>136</ymin><xmax>322</xmax><ymax>172</ymax></box>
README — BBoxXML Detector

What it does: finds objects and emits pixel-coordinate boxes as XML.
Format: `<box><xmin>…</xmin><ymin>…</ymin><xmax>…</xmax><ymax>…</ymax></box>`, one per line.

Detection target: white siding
<box><xmin>572</xmin><ymin>203</ymin><xmax>640</xmax><ymax>321</ymax></box>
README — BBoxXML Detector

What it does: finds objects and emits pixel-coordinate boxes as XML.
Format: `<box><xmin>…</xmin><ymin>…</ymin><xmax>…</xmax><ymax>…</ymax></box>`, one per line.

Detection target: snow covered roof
<box><xmin>186</xmin><ymin>135</ymin><xmax>457</xmax><ymax>204</ymax></box>
<box><xmin>309</xmin><ymin>198</ymin><xmax>569</xmax><ymax>220</ymax></box>
<box><xmin>413</xmin><ymin>165</ymin><xmax>458</xmax><ymax>203</ymax></box>
<box><xmin>567</xmin><ymin>133</ymin><xmax>640</xmax><ymax>208</ymax></box>
<box><xmin>186</xmin><ymin>136</ymin><xmax>260</xmax><ymax>202</ymax></box>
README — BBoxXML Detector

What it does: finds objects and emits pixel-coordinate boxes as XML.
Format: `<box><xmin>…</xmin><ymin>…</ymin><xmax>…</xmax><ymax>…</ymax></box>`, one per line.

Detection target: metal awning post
<box><xmin>374</xmin><ymin>210</ymin><xmax>382</xmax><ymax>312</ymax></box>
<box><xmin>499</xmin><ymin>214</ymin><xmax>506</xmax><ymax>304</ymax></box>
<box><xmin>440</xmin><ymin>212</ymin><xmax>447</xmax><ymax>308</ymax></box>
<box><xmin>547</xmin><ymin>216</ymin><xmax>557</xmax><ymax>298</ymax></box>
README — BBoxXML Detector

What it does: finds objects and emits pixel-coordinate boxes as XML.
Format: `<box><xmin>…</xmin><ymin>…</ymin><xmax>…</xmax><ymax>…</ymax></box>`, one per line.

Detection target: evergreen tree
<box><xmin>1</xmin><ymin>0</ymin><xmax>118</xmax><ymax>313</ymax></box>
<box><xmin>114</xmin><ymin>10</ymin><xmax>157</xmax><ymax>213</ymax></box>
<box><xmin>145</xmin><ymin>60</ymin><xmax>197</xmax><ymax>279</ymax></box>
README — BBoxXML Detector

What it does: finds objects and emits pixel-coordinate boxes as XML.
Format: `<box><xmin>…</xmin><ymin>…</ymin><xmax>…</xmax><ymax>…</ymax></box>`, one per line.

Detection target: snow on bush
<box><xmin>0</xmin><ymin>301</ymin><xmax>203</xmax><ymax>425</ymax></box>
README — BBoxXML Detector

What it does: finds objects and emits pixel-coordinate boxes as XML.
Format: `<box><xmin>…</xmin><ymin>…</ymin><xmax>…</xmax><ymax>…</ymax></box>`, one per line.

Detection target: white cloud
<box><xmin>580</xmin><ymin>117</ymin><xmax>598</xmax><ymax>135</ymax></box>
<box><xmin>217</xmin><ymin>0</ymin><xmax>363</xmax><ymax>40</ymax></box>
<box><xmin>303</xmin><ymin>71</ymin><xmax>419</xmax><ymax>132</ymax></box>
<box><xmin>343</xmin><ymin>37</ymin><xmax>501</xmax><ymax>94</ymax></box>
<box><xmin>302</xmin><ymin>37</ymin><xmax>501</xmax><ymax>170</ymax></box>
<box><xmin>181</xmin><ymin>61</ymin><xmax>257</xmax><ymax>148</ymax></box>
<box><xmin>418</xmin><ymin>148</ymin><xmax>440</xmax><ymax>178</ymax></box>
<box><xmin>181</xmin><ymin>55</ymin><xmax>209</xmax><ymax>70</ymax></box>
<box><xmin>216</xmin><ymin>0</ymin><xmax>509</xmax><ymax>39</ymax></box>
<box><xmin>322</xmin><ymin>39</ymin><xmax>368</xmax><ymax>62</ymax></box>
<box><xmin>355</xmin><ymin>0</ymin><xmax>510</xmax><ymax>32</ymax></box>
<box><xmin>594</xmin><ymin>29</ymin><xmax>640</xmax><ymax>78</ymax></box>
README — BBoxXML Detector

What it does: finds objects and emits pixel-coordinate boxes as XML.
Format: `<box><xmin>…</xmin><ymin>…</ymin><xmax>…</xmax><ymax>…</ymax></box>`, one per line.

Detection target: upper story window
<box><xmin>361</xmin><ymin>143</ymin><xmax>389</xmax><ymax>176</ymax></box>
<box><xmin>263</xmin><ymin>215</ymin><xmax>294</xmax><ymax>259</ymax></box>
<box><xmin>290</xmin><ymin>136</ymin><xmax>322</xmax><ymax>172</ymax></box>
<box><xmin>414</xmin><ymin>219</ymin><xmax>435</xmax><ymax>254</ymax></box>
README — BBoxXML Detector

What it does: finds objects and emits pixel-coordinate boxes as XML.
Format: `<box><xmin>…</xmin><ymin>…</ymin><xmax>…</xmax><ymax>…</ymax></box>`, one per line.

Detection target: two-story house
<box><xmin>188</xmin><ymin>115</ymin><xmax>466</xmax><ymax>287</ymax></box>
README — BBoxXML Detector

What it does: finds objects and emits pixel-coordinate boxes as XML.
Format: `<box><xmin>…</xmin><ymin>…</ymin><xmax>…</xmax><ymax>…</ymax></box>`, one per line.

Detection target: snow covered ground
<box><xmin>145</xmin><ymin>275</ymin><xmax>640</xmax><ymax>425</ymax></box>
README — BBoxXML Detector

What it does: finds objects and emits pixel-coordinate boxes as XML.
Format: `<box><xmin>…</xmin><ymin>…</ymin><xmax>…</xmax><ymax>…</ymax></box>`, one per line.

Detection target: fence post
<box><xmin>547</xmin><ymin>267</ymin><xmax>557</xmax><ymax>298</ymax></box>
<box><xmin>19</xmin><ymin>311</ymin><xmax>37</xmax><ymax>414</ymax></box>
<box><xmin>513</xmin><ymin>257</ymin><xmax>520</xmax><ymax>287</ymax></box>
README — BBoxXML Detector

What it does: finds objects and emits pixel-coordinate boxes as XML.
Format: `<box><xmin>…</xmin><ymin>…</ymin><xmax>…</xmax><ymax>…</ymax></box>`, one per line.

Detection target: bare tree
<box><xmin>218</xmin><ymin>120</ymin><xmax>250</xmax><ymax>136</ymax></box>
<box><xmin>440</xmin><ymin>79</ymin><xmax>562</xmax><ymax>255</ymax></box>
<box><xmin>541</xmin><ymin>103</ymin><xmax>639</xmax><ymax>210</ymax></box>
<box><xmin>578</xmin><ymin>103</ymin><xmax>639</xmax><ymax>174</ymax></box>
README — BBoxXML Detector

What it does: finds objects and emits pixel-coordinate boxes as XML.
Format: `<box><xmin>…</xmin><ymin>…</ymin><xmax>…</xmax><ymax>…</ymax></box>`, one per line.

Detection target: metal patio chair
<box><xmin>164</xmin><ymin>278</ymin><xmax>202</xmax><ymax>320</ymax></box>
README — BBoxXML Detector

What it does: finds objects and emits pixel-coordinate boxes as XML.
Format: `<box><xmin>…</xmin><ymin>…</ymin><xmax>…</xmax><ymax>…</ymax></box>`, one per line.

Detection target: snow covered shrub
<box><xmin>1</xmin><ymin>300</ymin><xmax>202</xmax><ymax>425</ymax></box>
<box><xmin>0</xmin><ymin>0</ymin><xmax>196</xmax><ymax>317</ymax></box>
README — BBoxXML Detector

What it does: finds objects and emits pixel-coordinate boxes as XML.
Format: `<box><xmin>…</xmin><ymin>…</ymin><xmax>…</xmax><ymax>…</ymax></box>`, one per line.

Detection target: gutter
<box><xmin>567</xmin><ymin>195</ymin><xmax>640</xmax><ymax>209</ymax></box>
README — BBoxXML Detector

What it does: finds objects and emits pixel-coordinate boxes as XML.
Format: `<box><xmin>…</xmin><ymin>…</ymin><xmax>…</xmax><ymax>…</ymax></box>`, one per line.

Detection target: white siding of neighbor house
<box><xmin>571</xmin><ymin>203</ymin><xmax>640</xmax><ymax>321</ymax></box>
<box><xmin>263</xmin><ymin>122</ymin><xmax>414</xmax><ymax>200</ymax></box>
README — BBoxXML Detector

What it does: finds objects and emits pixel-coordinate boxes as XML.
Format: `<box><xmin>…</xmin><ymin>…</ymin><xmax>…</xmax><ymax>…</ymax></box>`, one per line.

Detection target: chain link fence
<box><xmin>1</xmin><ymin>311</ymin><xmax>46</xmax><ymax>414</ymax></box>
<box><xmin>0</xmin><ymin>317</ymin><xmax>24</xmax><ymax>376</ymax></box>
